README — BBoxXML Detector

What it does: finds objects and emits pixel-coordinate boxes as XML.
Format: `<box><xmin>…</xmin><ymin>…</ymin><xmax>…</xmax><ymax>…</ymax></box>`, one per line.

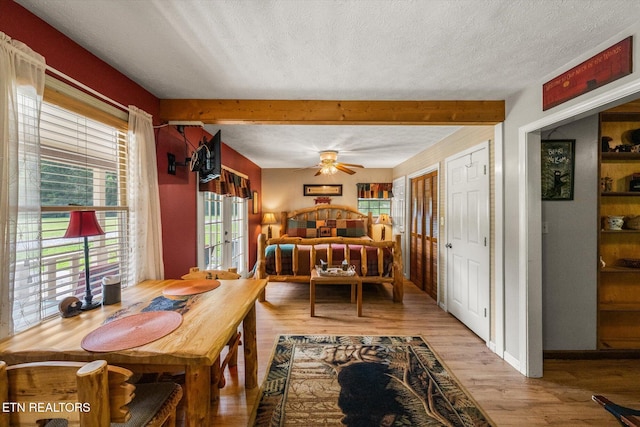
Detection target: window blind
<box><xmin>12</xmin><ymin>96</ymin><xmax>129</xmax><ymax>333</ymax></box>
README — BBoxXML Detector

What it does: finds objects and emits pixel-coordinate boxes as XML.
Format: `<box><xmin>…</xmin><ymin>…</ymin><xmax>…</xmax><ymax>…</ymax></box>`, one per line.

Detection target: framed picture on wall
<box><xmin>303</xmin><ymin>184</ymin><xmax>342</xmax><ymax>196</ymax></box>
<box><xmin>541</xmin><ymin>139</ymin><xmax>575</xmax><ymax>200</ymax></box>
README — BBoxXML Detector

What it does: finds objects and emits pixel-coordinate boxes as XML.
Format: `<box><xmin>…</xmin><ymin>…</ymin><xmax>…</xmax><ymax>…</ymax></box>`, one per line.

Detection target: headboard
<box><xmin>280</xmin><ymin>204</ymin><xmax>373</xmax><ymax>237</ymax></box>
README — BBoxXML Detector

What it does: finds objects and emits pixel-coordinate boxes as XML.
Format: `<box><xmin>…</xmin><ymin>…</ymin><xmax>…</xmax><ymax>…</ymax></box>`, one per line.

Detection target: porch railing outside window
<box><xmin>203</xmin><ymin>192</ymin><xmax>247</xmax><ymax>274</ymax></box>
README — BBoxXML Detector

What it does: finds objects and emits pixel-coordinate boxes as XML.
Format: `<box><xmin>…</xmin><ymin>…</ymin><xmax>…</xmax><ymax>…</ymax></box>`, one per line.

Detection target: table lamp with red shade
<box><xmin>64</xmin><ymin>210</ymin><xmax>105</xmax><ymax>310</ymax></box>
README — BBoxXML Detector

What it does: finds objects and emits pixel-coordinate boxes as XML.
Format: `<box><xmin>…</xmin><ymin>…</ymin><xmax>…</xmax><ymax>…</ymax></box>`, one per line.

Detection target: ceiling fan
<box><xmin>313</xmin><ymin>150</ymin><xmax>364</xmax><ymax>176</ymax></box>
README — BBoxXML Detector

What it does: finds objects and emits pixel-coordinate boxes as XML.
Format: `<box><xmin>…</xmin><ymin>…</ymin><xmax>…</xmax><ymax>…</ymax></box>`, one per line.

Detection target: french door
<box><xmin>200</xmin><ymin>192</ymin><xmax>248</xmax><ymax>275</ymax></box>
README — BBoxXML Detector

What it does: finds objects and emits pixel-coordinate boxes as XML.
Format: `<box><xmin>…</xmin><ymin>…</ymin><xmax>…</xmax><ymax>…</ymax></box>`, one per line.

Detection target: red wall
<box><xmin>1</xmin><ymin>0</ymin><xmax>262</xmax><ymax>279</ymax></box>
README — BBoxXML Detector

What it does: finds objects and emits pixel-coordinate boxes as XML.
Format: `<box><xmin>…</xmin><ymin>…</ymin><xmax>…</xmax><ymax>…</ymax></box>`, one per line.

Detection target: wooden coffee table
<box><xmin>310</xmin><ymin>268</ymin><xmax>362</xmax><ymax>316</ymax></box>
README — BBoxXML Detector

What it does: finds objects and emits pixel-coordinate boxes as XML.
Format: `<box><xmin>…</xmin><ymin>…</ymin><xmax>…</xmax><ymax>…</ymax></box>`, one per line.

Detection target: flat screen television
<box><xmin>190</xmin><ymin>130</ymin><xmax>221</xmax><ymax>183</ymax></box>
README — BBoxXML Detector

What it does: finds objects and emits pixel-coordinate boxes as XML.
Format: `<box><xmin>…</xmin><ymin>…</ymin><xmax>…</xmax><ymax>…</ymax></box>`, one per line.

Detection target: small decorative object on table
<box><xmin>58</xmin><ymin>296</ymin><xmax>82</xmax><ymax>318</ymax></box>
<box><xmin>315</xmin><ymin>264</ymin><xmax>356</xmax><ymax>276</ymax></box>
<box><xmin>601</xmin><ymin>176</ymin><xmax>613</xmax><ymax>193</ymax></box>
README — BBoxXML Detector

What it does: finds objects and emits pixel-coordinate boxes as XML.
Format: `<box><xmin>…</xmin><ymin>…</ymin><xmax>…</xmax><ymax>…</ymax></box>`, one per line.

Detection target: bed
<box><xmin>255</xmin><ymin>204</ymin><xmax>403</xmax><ymax>302</ymax></box>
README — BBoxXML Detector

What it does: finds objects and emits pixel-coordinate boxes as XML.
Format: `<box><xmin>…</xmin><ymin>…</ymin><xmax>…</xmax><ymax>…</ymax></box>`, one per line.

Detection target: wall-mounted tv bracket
<box><xmin>167</xmin><ymin>152</ymin><xmax>191</xmax><ymax>175</ymax></box>
<box><xmin>166</xmin><ymin>121</ymin><xmax>204</xmax><ymax>175</ymax></box>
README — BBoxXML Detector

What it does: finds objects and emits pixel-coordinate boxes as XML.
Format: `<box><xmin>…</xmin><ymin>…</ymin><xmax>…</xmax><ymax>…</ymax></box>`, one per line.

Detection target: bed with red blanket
<box><xmin>255</xmin><ymin>205</ymin><xmax>403</xmax><ymax>302</ymax></box>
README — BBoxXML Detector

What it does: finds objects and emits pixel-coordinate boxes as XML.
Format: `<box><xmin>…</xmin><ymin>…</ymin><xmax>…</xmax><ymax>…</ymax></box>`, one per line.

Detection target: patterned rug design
<box><xmin>253</xmin><ymin>335</ymin><xmax>494</xmax><ymax>426</ymax></box>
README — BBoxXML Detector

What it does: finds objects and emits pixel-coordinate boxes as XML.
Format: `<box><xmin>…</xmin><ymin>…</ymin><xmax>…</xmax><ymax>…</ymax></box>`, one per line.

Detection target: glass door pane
<box><xmin>228</xmin><ymin>197</ymin><xmax>247</xmax><ymax>274</ymax></box>
<box><xmin>203</xmin><ymin>192</ymin><xmax>224</xmax><ymax>270</ymax></box>
<box><xmin>201</xmin><ymin>192</ymin><xmax>247</xmax><ymax>274</ymax></box>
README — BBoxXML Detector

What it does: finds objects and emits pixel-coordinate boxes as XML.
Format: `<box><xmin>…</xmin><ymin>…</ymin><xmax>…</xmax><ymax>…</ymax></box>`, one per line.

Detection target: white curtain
<box><xmin>127</xmin><ymin>106</ymin><xmax>164</xmax><ymax>284</ymax></box>
<box><xmin>0</xmin><ymin>32</ymin><xmax>45</xmax><ymax>338</ymax></box>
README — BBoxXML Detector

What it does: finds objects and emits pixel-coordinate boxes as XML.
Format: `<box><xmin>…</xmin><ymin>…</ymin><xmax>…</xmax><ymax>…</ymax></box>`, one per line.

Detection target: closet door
<box><xmin>410</xmin><ymin>171</ymin><xmax>438</xmax><ymax>300</ymax></box>
<box><xmin>410</xmin><ymin>178</ymin><xmax>425</xmax><ymax>290</ymax></box>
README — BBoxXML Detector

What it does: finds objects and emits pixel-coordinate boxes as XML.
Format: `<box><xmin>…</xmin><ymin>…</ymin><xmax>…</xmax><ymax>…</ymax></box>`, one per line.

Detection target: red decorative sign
<box><xmin>543</xmin><ymin>36</ymin><xmax>633</xmax><ymax>111</ymax></box>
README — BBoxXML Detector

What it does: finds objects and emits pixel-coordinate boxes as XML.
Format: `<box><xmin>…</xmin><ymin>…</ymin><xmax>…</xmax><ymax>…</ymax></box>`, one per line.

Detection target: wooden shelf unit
<box><xmin>598</xmin><ymin>111</ymin><xmax>640</xmax><ymax>349</ymax></box>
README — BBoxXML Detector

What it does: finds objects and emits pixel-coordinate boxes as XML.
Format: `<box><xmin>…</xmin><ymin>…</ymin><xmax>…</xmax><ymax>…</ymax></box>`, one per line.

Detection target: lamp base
<box><xmin>81</xmin><ymin>300</ymin><xmax>102</xmax><ymax>311</ymax></box>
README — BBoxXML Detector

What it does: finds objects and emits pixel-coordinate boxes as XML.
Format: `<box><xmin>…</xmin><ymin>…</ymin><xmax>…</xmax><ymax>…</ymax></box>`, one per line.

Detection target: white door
<box><xmin>445</xmin><ymin>143</ymin><xmax>490</xmax><ymax>342</ymax></box>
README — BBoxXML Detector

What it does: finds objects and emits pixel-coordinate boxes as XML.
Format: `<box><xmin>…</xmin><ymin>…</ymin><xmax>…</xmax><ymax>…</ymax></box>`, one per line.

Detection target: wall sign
<box><xmin>541</xmin><ymin>139</ymin><xmax>575</xmax><ymax>201</ymax></box>
<box><xmin>543</xmin><ymin>36</ymin><xmax>632</xmax><ymax>111</ymax></box>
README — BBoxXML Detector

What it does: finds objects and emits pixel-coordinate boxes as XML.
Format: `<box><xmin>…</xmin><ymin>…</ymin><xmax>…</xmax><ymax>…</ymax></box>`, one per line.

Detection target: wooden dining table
<box><xmin>0</xmin><ymin>278</ymin><xmax>267</xmax><ymax>427</ymax></box>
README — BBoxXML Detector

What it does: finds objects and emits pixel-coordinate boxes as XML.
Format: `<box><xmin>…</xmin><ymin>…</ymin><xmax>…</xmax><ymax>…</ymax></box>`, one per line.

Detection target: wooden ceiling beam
<box><xmin>158</xmin><ymin>99</ymin><xmax>505</xmax><ymax>126</ymax></box>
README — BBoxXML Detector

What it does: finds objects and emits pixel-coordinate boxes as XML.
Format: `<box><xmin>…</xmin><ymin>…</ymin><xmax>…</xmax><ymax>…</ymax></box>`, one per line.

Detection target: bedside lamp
<box><xmin>64</xmin><ymin>210</ymin><xmax>105</xmax><ymax>310</ymax></box>
<box><xmin>262</xmin><ymin>212</ymin><xmax>277</xmax><ymax>239</ymax></box>
<box><xmin>375</xmin><ymin>214</ymin><xmax>392</xmax><ymax>240</ymax></box>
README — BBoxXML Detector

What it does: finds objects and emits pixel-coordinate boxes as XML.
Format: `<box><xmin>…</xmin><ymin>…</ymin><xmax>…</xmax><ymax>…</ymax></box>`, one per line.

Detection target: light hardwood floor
<box><xmin>194</xmin><ymin>280</ymin><xmax>640</xmax><ymax>426</ymax></box>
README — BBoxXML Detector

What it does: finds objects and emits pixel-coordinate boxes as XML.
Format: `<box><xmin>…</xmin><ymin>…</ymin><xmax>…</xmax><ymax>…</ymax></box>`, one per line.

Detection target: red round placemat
<box><xmin>162</xmin><ymin>279</ymin><xmax>221</xmax><ymax>296</ymax></box>
<box><xmin>81</xmin><ymin>311</ymin><xmax>183</xmax><ymax>352</ymax></box>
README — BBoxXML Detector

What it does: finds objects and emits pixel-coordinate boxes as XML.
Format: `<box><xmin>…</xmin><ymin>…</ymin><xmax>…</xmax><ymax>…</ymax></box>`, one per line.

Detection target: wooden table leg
<box><xmin>310</xmin><ymin>280</ymin><xmax>316</xmax><ymax>316</ymax></box>
<box><xmin>350</xmin><ymin>282</ymin><xmax>356</xmax><ymax>303</ymax></box>
<box><xmin>243</xmin><ymin>303</ymin><xmax>259</xmax><ymax>389</ymax></box>
<box><xmin>210</xmin><ymin>355</ymin><xmax>221</xmax><ymax>400</ymax></box>
<box><xmin>357</xmin><ymin>280</ymin><xmax>362</xmax><ymax>317</ymax></box>
<box><xmin>185</xmin><ymin>364</ymin><xmax>211</xmax><ymax>427</ymax></box>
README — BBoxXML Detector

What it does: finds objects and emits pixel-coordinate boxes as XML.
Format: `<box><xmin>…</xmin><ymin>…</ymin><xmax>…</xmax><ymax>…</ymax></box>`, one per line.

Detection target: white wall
<box><xmin>541</xmin><ymin>115</ymin><xmax>598</xmax><ymax>350</ymax></box>
<box><xmin>503</xmin><ymin>23</ymin><xmax>640</xmax><ymax>376</ymax></box>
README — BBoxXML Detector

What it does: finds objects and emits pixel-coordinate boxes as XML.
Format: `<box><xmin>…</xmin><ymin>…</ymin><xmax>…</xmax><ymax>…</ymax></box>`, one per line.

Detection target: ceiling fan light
<box><xmin>321</xmin><ymin>164</ymin><xmax>337</xmax><ymax>175</ymax></box>
<box><xmin>319</xmin><ymin>150</ymin><xmax>338</xmax><ymax>163</ymax></box>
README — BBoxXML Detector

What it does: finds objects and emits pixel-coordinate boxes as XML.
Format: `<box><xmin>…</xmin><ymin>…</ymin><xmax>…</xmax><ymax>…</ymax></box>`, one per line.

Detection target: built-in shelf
<box><xmin>601</xmin><ymin>152</ymin><xmax>640</xmax><ymax>161</ymax></box>
<box><xmin>599</xmin><ymin>303</ymin><xmax>640</xmax><ymax>311</ymax></box>
<box><xmin>601</xmin><ymin>192</ymin><xmax>640</xmax><ymax>196</ymax></box>
<box><xmin>597</xmin><ymin>338</ymin><xmax>640</xmax><ymax>350</ymax></box>
<box><xmin>601</xmin><ymin>266</ymin><xmax>640</xmax><ymax>273</ymax></box>
<box><xmin>598</xmin><ymin>110</ymin><xmax>640</xmax><ymax>350</ymax></box>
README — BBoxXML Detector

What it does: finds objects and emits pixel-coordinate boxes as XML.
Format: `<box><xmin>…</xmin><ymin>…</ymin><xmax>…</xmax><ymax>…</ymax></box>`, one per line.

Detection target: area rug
<box><xmin>253</xmin><ymin>335</ymin><xmax>494</xmax><ymax>426</ymax></box>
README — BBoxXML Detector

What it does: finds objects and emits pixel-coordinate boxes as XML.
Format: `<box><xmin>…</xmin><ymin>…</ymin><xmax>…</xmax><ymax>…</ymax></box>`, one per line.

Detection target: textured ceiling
<box><xmin>15</xmin><ymin>0</ymin><xmax>640</xmax><ymax>168</ymax></box>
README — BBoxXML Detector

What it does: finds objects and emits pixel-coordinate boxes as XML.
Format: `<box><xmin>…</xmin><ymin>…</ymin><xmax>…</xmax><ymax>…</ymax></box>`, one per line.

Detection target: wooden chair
<box><xmin>593</xmin><ymin>395</ymin><xmax>640</xmax><ymax>427</ymax></box>
<box><xmin>181</xmin><ymin>267</ymin><xmax>242</xmax><ymax>389</ymax></box>
<box><xmin>181</xmin><ymin>267</ymin><xmax>241</xmax><ymax>280</ymax></box>
<box><xmin>0</xmin><ymin>360</ymin><xmax>182</xmax><ymax>427</ymax></box>
<box><xmin>172</xmin><ymin>267</ymin><xmax>242</xmax><ymax>395</ymax></box>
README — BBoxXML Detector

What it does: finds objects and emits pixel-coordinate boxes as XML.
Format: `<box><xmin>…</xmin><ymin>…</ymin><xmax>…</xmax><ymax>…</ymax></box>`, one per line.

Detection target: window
<box><xmin>12</xmin><ymin>89</ymin><xmax>128</xmax><ymax>333</ymax></box>
<box><xmin>201</xmin><ymin>192</ymin><xmax>247</xmax><ymax>275</ymax></box>
<box><xmin>357</xmin><ymin>198</ymin><xmax>391</xmax><ymax>217</ymax></box>
<box><xmin>356</xmin><ymin>183</ymin><xmax>393</xmax><ymax>219</ymax></box>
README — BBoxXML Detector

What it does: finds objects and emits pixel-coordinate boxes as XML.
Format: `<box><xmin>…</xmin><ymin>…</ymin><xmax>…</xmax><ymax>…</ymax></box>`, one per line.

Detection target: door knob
<box><xmin>445</xmin><ymin>243</ymin><xmax>452</xmax><ymax>248</ymax></box>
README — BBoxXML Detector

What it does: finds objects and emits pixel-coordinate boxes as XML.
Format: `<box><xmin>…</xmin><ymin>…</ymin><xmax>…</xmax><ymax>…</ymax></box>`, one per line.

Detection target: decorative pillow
<box><xmin>287</xmin><ymin>219</ymin><xmax>317</xmax><ymax>237</ymax></box>
<box><xmin>335</xmin><ymin>219</ymin><xmax>367</xmax><ymax>237</ymax></box>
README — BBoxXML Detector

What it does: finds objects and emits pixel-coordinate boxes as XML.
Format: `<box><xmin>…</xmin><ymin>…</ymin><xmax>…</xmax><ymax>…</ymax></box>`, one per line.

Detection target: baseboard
<box><xmin>503</xmin><ymin>350</ymin><xmax>520</xmax><ymax>371</ymax></box>
<box><xmin>544</xmin><ymin>349</ymin><xmax>640</xmax><ymax>360</ymax></box>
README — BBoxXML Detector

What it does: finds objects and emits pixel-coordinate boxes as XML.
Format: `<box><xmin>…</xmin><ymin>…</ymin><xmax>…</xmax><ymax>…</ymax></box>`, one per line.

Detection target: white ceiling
<box><xmin>16</xmin><ymin>0</ymin><xmax>640</xmax><ymax>169</ymax></box>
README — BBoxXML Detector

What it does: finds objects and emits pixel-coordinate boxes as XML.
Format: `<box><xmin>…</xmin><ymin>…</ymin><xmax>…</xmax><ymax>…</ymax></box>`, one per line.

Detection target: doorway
<box><xmin>199</xmin><ymin>192</ymin><xmax>248</xmax><ymax>275</ymax></box>
<box><xmin>410</xmin><ymin>170</ymin><xmax>439</xmax><ymax>300</ymax></box>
